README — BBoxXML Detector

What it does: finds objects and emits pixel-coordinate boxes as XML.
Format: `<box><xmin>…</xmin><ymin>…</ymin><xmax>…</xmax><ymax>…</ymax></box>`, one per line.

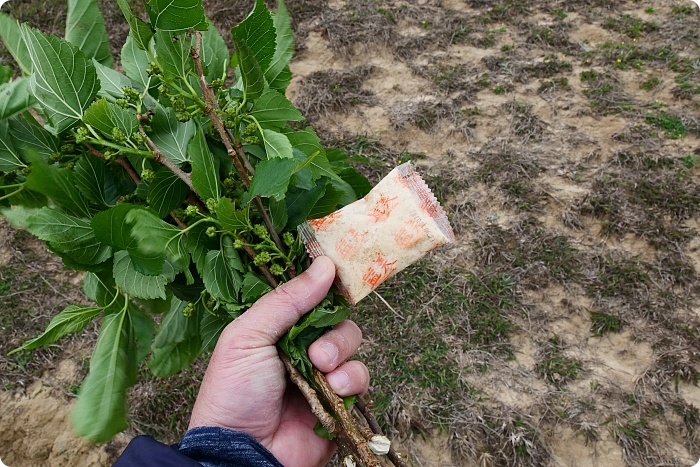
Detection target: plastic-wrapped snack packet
<box><xmin>298</xmin><ymin>162</ymin><xmax>455</xmax><ymax>305</ymax></box>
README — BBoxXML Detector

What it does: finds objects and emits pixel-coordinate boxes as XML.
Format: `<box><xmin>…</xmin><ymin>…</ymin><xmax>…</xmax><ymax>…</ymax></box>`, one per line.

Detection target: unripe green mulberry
<box><xmin>60</xmin><ymin>144</ymin><xmax>75</xmax><ymax>154</ymax></box>
<box><xmin>211</xmin><ymin>78</ymin><xmax>224</xmax><ymax>90</ymax></box>
<box><xmin>253</xmin><ymin>224</ymin><xmax>269</xmax><ymax>239</ymax></box>
<box><xmin>283</xmin><ymin>232</ymin><xmax>295</xmax><ymax>248</ymax></box>
<box><xmin>123</xmin><ymin>87</ymin><xmax>141</xmax><ymax>101</ymax></box>
<box><xmin>116</xmin><ymin>98</ymin><xmax>130</xmax><ymax>109</ymax></box>
<box><xmin>243</xmin><ymin>136</ymin><xmax>260</xmax><ymax>145</ymax></box>
<box><xmin>75</xmin><ymin>127</ymin><xmax>89</xmax><ymax>143</ymax></box>
<box><xmin>205</xmin><ymin>198</ymin><xmax>217</xmax><ymax>213</ymax></box>
<box><xmin>141</xmin><ymin>168</ymin><xmax>155</xmax><ymax>183</ymax></box>
<box><xmin>245</xmin><ymin>123</ymin><xmax>257</xmax><ymax>136</ymax></box>
<box><xmin>147</xmin><ymin>63</ymin><xmax>161</xmax><ymax>76</ymax></box>
<box><xmin>111</xmin><ymin>127</ymin><xmax>127</xmax><ymax>144</ymax></box>
<box><xmin>185</xmin><ymin>205</ymin><xmax>199</xmax><ymax>217</ymax></box>
<box><xmin>206</xmin><ymin>226</ymin><xmax>217</xmax><ymax>238</ymax></box>
<box><xmin>157</xmin><ymin>84</ymin><xmax>169</xmax><ymax>96</ymax></box>
<box><xmin>253</xmin><ymin>251</ymin><xmax>272</xmax><ymax>266</ymax></box>
<box><xmin>183</xmin><ymin>303</ymin><xmax>195</xmax><ymax>317</ymax></box>
<box><xmin>233</xmin><ymin>239</ymin><xmax>244</xmax><ymax>249</ymax></box>
<box><xmin>270</xmin><ymin>264</ymin><xmax>285</xmax><ymax>276</ymax></box>
<box><xmin>224</xmin><ymin>119</ymin><xmax>236</xmax><ymax>129</ymax></box>
<box><xmin>171</xmin><ymin>96</ymin><xmax>187</xmax><ymax>112</ymax></box>
<box><xmin>176</xmin><ymin>112</ymin><xmax>191</xmax><ymax>123</ymax></box>
<box><xmin>49</xmin><ymin>152</ymin><xmax>63</xmax><ymax>163</ymax></box>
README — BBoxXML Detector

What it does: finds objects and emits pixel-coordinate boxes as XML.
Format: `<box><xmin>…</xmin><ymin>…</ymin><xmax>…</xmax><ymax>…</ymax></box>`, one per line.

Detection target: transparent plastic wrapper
<box><xmin>298</xmin><ymin>162</ymin><xmax>455</xmax><ymax>305</ymax></box>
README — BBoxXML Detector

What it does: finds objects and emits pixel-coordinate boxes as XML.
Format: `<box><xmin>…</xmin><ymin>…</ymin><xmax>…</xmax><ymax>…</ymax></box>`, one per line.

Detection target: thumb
<box><xmin>220</xmin><ymin>256</ymin><xmax>336</xmax><ymax>349</ymax></box>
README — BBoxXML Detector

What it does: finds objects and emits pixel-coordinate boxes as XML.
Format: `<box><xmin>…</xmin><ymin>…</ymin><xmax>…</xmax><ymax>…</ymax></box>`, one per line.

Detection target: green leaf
<box><xmin>0</xmin><ymin>64</ymin><xmax>11</xmax><ymax>84</ymax></box>
<box><xmin>287</xmin><ymin>297</ymin><xmax>351</xmax><ymax>340</ymax></box>
<box><xmin>20</xmin><ymin>24</ymin><xmax>100</xmax><ymax>134</ymax></box>
<box><xmin>0</xmin><ymin>120</ymin><xmax>25</xmax><ymax>172</ymax></box>
<box><xmin>241</xmin><ymin>272</ymin><xmax>272</xmax><ymax>303</ymax></box>
<box><xmin>147</xmin><ymin>0</ymin><xmax>207</xmax><ymax>33</ymax></box>
<box><xmin>249</xmin><ymin>90</ymin><xmax>304</xmax><ymax>129</ymax></box>
<box><xmin>0</xmin><ymin>14</ymin><xmax>32</xmax><ymax>75</ymax></box>
<box><xmin>113</xmin><ymin>250</ymin><xmax>175</xmax><ymax>300</ymax></box>
<box><xmin>83</xmin><ymin>98</ymin><xmax>138</xmax><ymax>139</ymax></box>
<box><xmin>94</xmin><ymin>60</ymin><xmax>133</xmax><ymax>103</ymax></box>
<box><xmin>265</xmin><ymin>0</ymin><xmax>294</xmax><ymax>93</ymax></box>
<box><xmin>74</xmin><ymin>153</ymin><xmax>120</xmax><ymax>208</ymax></box>
<box><xmin>148</xmin><ymin>298</ymin><xmax>201</xmax><ymax>376</ymax></box>
<box><xmin>71</xmin><ymin>307</ymin><xmax>136</xmax><ymax>443</ymax></box>
<box><xmin>25</xmin><ymin>207</ymin><xmax>112</xmax><ymax>265</ymax></box>
<box><xmin>222</xmin><ymin>235</ymin><xmax>245</xmax><ymax>272</ymax></box>
<box><xmin>231</xmin><ymin>0</ymin><xmax>276</xmax><ymax>71</ymax></box>
<box><xmin>147</xmin><ymin>167</ymin><xmax>189</xmax><ymax>218</ymax></box>
<box><xmin>25</xmin><ymin>153</ymin><xmax>91</xmax><ymax>218</ymax></box>
<box><xmin>92</xmin><ymin>204</ymin><xmax>171</xmax><ymax>275</ymax></box>
<box><xmin>116</xmin><ymin>0</ymin><xmax>154</xmax><ymax>51</ymax></box>
<box><xmin>149</xmin><ymin>105</ymin><xmax>196</xmax><ymax>166</ymax></box>
<box><xmin>129</xmin><ymin>304</ymin><xmax>155</xmax><ymax>363</ymax></box>
<box><xmin>309</xmin><ymin>185</ymin><xmax>344</xmax><ymax>219</ymax></box>
<box><xmin>200</xmin><ymin>313</ymin><xmax>228</xmax><ymax>353</ymax></box>
<box><xmin>0</xmin><ymin>78</ymin><xmax>36</xmax><ymax>121</ymax></box>
<box><xmin>10</xmin><ymin>305</ymin><xmax>103</xmax><ymax>354</ymax></box>
<box><xmin>66</xmin><ymin>0</ymin><xmax>113</xmax><ymax>67</ymax></box>
<box><xmin>269</xmin><ymin>198</ymin><xmax>288</xmax><ymax>233</ymax></box>
<box><xmin>8</xmin><ymin>115</ymin><xmax>60</xmax><ymax>161</ymax></box>
<box><xmin>202</xmin><ymin>249</ymin><xmax>242</xmax><ymax>303</ymax></box>
<box><xmin>262</xmin><ymin>129</ymin><xmax>293</xmax><ymax>159</ymax></box>
<box><xmin>217</xmin><ymin>198</ymin><xmax>249</xmax><ymax>232</ymax></box>
<box><xmin>243</xmin><ymin>158</ymin><xmax>296</xmax><ymax>203</ymax></box>
<box><xmin>83</xmin><ymin>271</ymin><xmax>119</xmax><ymax>308</ymax></box>
<box><xmin>154</xmin><ymin>30</ymin><xmax>194</xmax><ymax>81</ymax></box>
<box><xmin>338</xmin><ymin>166</ymin><xmax>372</xmax><ymax>199</ymax></box>
<box><xmin>231</xmin><ymin>32</ymin><xmax>265</xmax><ymax>100</ymax></box>
<box><xmin>0</xmin><ymin>206</ymin><xmax>42</xmax><ymax>229</ymax></box>
<box><xmin>189</xmin><ymin>125</ymin><xmax>220</xmax><ymax>201</ymax></box>
<box><xmin>121</xmin><ymin>36</ymin><xmax>151</xmax><ymax>90</ymax></box>
<box><xmin>201</xmin><ymin>20</ymin><xmax>229</xmax><ymax>82</ymax></box>
<box><xmin>286</xmin><ymin>128</ymin><xmax>322</xmax><ymax>158</ymax></box>
<box><xmin>285</xmin><ymin>185</ymin><xmax>326</xmax><ymax>229</ymax></box>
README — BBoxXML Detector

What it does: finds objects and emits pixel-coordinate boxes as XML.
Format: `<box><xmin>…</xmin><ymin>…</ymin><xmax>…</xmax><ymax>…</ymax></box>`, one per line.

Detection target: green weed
<box><xmin>536</xmin><ymin>335</ymin><xmax>583</xmax><ymax>387</ymax></box>
<box><xmin>640</xmin><ymin>75</ymin><xmax>660</xmax><ymax>90</ymax></box>
<box><xmin>645</xmin><ymin>112</ymin><xmax>686</xmax><ymax>139</ymax></box>
<box><xmin>590</xmin><ymin>311</ymin><xmax>623</xmax><ymax>336</ymax></box>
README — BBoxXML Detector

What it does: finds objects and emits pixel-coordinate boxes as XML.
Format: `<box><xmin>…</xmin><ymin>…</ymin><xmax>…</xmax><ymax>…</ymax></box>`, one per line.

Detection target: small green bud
<box><xmin>185</xmin><ymin>205</ymin><xmax>199</xmax><ymax>217</ymax></box>
<box><xmin>253</xmin><ymin>224</ymin><xmax>269</xmax><ymax>239</ymax></box>
<box><xmin>243</xmin><ymin>136</ymin><xmax>260</xmax><ymax>145</ymax></box>
<box><xmin>270</xmin><ymin>264</ymin><xmax>285</xmax><ymax>276</ymax></box>
<box><xmin>63</xmin><ymin>161</ymin><xmax>75</xmax><ymax>170</ymax></box>
<box><xmin>141</xmin><ymin>168</ymin><xmax>155</xmax><ymax>183</ymax></box>
<box><xmin>183</xmin><ymin>303</ymin><xmax>195</xmax><ymax>317</ymax></box>
<box><xmin>245</xmin><ymin>123</ymin><xmax>257</xmax><ymax>136</ymax></box>
<box><xmin>147</xmin><ymin>63</ymin><xmax>161</xmax><ymax>76</ymax></box>
<box><xmin>116</xmin><ymin>98</ymin><xmax>130</xmax><ymax>109</ymax></box>
<box><xmin>111</xmin><ymin>127</ymin><xmax>127</xmax><ymax>144</ymax></box>
<box><xmin>206</xmin><ymin>296</ymin><xmax>216</xmax><ymax>309</ymax></box>
<box><xmin>211</xmin><ymin>78</ymin><xmax>225</xmax><ymax>90</ymax></box>
<box><xmin>172</xmin><ymin>208</ymin><xmax>186</xmax><ymax>220</ymax></box>
<box><xmin>283</xmin><ymin>232</ymin><xmax>295</xmax><ymax>248</ymax></box>
<box><xmin>133</xmin><ymin>132</ymin><xmax>146</xmax><ymax>145</ymax></box>
<box><xmin>224</xmin><ymin>119</ymin><xmax>236</xmax><ymax>129</ymax></box>
<box><xmin>103</xmin><ymin>150</ymin><xmax>116</xmax><ymax>161</ymax></box>
<box><xmin>157</xmin><ymin>84</ymin><xmax>169</xmax><ymax>96</ymax></box>
<box><xmin>254</xmin><ymin>251</ymin><xmax>272</xmax><ymax>266</ymax></box>
<box><xmin>206</xmin><ymin>226</ymin><xmax>217</xmax><ymax>238</ymax></box>
<box><xmin>49</xmin><ymin>152</ymin><xmax>63</xmax><ymax>163</ymax></box>
<box><xmin>233</xmin><ymin>239</ymin><xmax>244</xmax><ymax>249</ymax></box>
<box><xmin>176</xmin><ymin>111</ymin><xmax>191</xmax><ymax>123</ymax></box>
<box><xmin>60</xmin><ymin>144</ymin><xmax>75</xmax><ymax>154</ymax></box>
<box><xmin>117</xmin><ymin>194</ymin><xmax>131</xmax><ymax>204</ymax></box>
<box><xmin>75</xmin><ymin>127</ymin><xmax>90</xmax><ymax>143</ymax></box>
<box><xmin>222</xmin><ymin>178</ymin><xmax>236</xmax><ymax>191</ymax></box>
<box><xmin>205</xmin><ymin>198</ymin><xmax>217</xmax><ymax>213</ymax></box>
<box><xmin>171</xmin><ymin>96</ymin><xmax>187</xmax><ymax>112</ymax></box>
<box><xmin>224</xmin><ymin>106</ymin><xmax>236</xmax><ymax>118</ymax></box>
<box><xmin>123</xmin><ymin>87</ymin><xmax>141</xmax><ymax>101</ymax></box>
<box><xmin>21</xmin><ymin>166</ymin><xmax>31</xmax><ymax>176</ymax></box>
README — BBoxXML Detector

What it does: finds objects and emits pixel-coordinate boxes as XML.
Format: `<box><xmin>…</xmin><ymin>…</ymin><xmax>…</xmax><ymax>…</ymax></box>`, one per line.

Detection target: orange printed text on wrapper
<box><xmin>361</xmin><ymin>253</ymin><xmax>398</xmax><ymax>289</ymax></box>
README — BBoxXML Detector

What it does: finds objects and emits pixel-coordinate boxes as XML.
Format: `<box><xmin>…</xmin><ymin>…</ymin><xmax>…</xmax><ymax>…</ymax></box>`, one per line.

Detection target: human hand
<box><xmin>188</xmin><ymin>257</ymin><xmax>370</xmax><ymax>467</ymax></box>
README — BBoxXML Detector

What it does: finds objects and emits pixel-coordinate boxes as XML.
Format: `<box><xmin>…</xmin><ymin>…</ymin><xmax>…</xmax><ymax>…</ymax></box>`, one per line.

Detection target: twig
<box><xmin>139</xmin><ymin>127</ymin><xmax>195</xmax><ymax>192</ymax></box>
<box><xmin>314</xmin><ymin>368</ymin><xmax>392</xmax><ymax>467</ymax></box>
<box><xmin>279</xmin><ymin>351</ymin><xmax>336</xmax><ymax>433</ymax></box>
<box><xmin>191</xmin><ymin>32</ymin><xmax>292</xmax><ymax>275</ymax></box>
<box><xmin>357</xmin><ymin>397</ymin><xmax>409</xmax><ymax>467</ymax></box>
<box><xmin>373</xmin><ymin>291</ymin><xmax>405</xmax><ymax>320</ymax></box>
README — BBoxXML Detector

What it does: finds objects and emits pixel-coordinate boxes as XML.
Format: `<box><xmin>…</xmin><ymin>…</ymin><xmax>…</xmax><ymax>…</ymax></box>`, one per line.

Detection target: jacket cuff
<box><xmin>179</xmin><ymin>426</ymin><xmax>284</xmax><ymax>467</ymax></box>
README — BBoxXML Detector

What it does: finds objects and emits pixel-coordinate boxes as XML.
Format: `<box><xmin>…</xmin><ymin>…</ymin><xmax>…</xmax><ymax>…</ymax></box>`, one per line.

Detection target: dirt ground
<box><xmin>1</xmin><ymin>0</ymin><xmax>700</xmax><ymax>466</ymax></box>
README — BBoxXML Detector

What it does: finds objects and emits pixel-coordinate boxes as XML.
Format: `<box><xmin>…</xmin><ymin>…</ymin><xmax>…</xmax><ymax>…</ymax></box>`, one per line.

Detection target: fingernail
<box><xmin>327</xmin><ymin>370</ymin><xmax>350</xmax><ymax>392</ymax></box>
<box><xmin>306</xmin><ymin>257</ymin><xmax>331</xmax><ymax>279</ymax></box>
<box><xmin>319</xmin><ymin>342</ymin><xmax>339</xmax><ymax>367</ymax></box>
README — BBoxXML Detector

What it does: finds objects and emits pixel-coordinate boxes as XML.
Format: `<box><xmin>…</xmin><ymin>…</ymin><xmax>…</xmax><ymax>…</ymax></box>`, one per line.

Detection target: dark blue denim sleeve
<box><xmin>178</xmin><ymin>426</ymin><xmax>285</xmax><ymax>467</ymax></box>
<box><xmin>113</xmin><ymin>426</ymin><xmax>284</xmax><ymax>467</ymax></box>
